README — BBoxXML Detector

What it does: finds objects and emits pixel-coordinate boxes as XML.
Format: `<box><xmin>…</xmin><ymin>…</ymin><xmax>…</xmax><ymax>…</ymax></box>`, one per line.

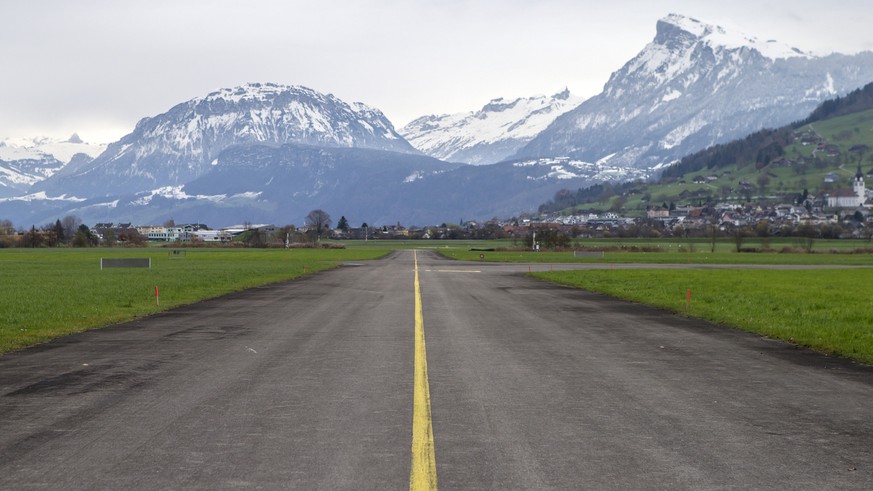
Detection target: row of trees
<box><xmin>2</xmin><ymin>216</ymin><xmax>104</xmax><ymax>248</ymax></box>
<box><xmin>18</xmin><ymin>224</ymin><xmax>102</xmax><ymax>248</ymax></box>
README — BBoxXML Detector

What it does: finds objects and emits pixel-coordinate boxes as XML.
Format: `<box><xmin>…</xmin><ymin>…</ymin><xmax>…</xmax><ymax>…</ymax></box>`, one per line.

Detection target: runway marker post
<box><xmin>685</xmin><ymin>289</ymin><xmax>691</xmax><ymax>312</ymax></box>
<box><xmin>155</xmin><ymin>285</ymin><xmax>159</xmax><ymax>306</ymax></box>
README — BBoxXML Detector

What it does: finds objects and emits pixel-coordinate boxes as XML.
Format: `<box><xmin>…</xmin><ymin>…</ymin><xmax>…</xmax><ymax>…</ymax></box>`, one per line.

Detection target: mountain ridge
<box><xmin>32</xmin><ymin>83</ymin><xmax>418</xmax><ymax>199</ymax></box>
<box><xmin>4</xmin><ymin>15</ymin><xmax>873</xmax><ymax>227</ymax></box>
<box><xmin>517</xmin><ymin>14</ymin><xmax>873</xmax><ymax>170</ymax></box>
<box><xmin>400</xmin><ymin>89</ymin><xmax>583</xmax><ymax>165</ymax></box>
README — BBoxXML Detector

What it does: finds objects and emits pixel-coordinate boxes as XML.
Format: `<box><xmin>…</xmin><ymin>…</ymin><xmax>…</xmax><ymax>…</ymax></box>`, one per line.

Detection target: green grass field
<box><xmin>0</xmin><ymin>247</ymin><xmax>387</xmax><ymax>354</ymax></box>
<box><xmin>437</xmin><ymin>238</ymin><xmax>873</xmax><ymax>265</ymax></box>
<box><xmin>532</xmin><ymin>268</ymin><xmax>873</xmax><ymax>365</ymax></box>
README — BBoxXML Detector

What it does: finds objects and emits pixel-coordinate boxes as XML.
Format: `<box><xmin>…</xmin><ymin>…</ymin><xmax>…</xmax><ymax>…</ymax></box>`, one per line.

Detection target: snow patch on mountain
<box><xmin>513</xmin><ymin>158</ymin><xmax>651</xmax><ymax>182</ymax></box>
<box><xmin>401</xmin><ymin>89</ymin><xmax>583</xmax><ymax>164</ymax></box>
<box><xmin>0</xmin><ymin>191</ymin><xmax>86</xmax><ymax>203</ymax></box>
<box><xmin>0</xmin><ymin>134</ymin><xmax>105</xmax><ymax>164</ymax></box>
<box><xmin>661</xmin><ymin>13</ymin><xmax>811</xmax><ymax>61</ymax></box>
<box><xmin>129</xmin><ymin>185</ymin><xmax>262</xmax><ymax>206</ymax></box>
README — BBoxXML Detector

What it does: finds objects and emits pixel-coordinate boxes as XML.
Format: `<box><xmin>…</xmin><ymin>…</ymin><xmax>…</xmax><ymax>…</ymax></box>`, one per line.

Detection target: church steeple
<box><xmin>856</xmin><ymin>161</ymin><xmax>864</xmax><ymax>180</ymax></box>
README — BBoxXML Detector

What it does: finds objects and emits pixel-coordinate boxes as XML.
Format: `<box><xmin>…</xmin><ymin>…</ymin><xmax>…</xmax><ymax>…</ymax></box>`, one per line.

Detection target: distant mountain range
<box><xmin>2</xmin><ymin>83</ymin><xmax>632</xmax><ymax>226</ymax></box>
<box><xmin>400</xmin><ymin>89</ymin><xmax>583</xmax><ymax>165</ymax></box>
<box><xmin>0</xmin><ymin>135</ymin><xmax>105</xmax><ymax>198</ymax></box>
<box><xmin>2</xmin><ymin>14</ymin><xmax>873</xmax><ymax>227</ymax></box>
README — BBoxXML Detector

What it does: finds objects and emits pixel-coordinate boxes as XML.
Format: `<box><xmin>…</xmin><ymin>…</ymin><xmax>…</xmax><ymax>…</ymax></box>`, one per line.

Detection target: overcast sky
<box><xmin>3</xmin><ymin>0</ymin><xmax>872</xmax><ymax>143</ymax></box>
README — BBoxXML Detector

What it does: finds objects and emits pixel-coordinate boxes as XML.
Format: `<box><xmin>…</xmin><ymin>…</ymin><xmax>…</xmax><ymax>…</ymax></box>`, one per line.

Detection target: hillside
<box><xmin>540</xmin><ymin>83</ymin><xmax>873</xmax><ymax>216</ymax></box>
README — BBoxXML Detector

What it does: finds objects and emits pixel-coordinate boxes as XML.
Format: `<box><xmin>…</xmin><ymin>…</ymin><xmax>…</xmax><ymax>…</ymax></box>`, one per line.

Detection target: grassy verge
<box><xmin>532</xmin><ymin>269</ymin><xmax>873</xmax><ymax>365</ymax></box>
<box><xmin>0</xmin><ymin>247</ymin><xmax>388</xmax><ymax>354</ymax></box>
<box><xmin>439</xmin><ymin>248</ymin><xmax>873</xmax><ymax>265</ymax></box>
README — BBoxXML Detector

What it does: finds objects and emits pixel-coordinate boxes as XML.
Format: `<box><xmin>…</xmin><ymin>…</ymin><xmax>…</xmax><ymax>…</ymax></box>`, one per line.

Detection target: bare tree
<box><xmin>305</xmin><ymin>209</ymin><xmax>332</xmax><ymax>241</ymax></box>
<box><xmin>708</xmin><ymin>224</ymin><xmax>720</xmax><ymax>253</ymax></box>
<box><xmin>61</xmin><ymin>215</ymin><xmax>81</xmax><ymax>242</ymax></box>
<box><xmin>733</xmin><ymin>226</ymin><xmax>750</xmax><ymax>252</ymax></box>
<box><xmin>22</xmin><ymin>225</ymin><xmax>43</xmax><ymax>248</ymax></box>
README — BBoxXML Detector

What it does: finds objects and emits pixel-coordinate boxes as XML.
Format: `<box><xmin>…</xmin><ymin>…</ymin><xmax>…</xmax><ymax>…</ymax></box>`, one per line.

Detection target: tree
<box><xmin>610</xmin><ymin>195</ymin><xmax>627</xmax><ymax>211</ymax></box>
<box><xmin>22</xmin><ymin>225</ymin><xmax>44</xmax><ymax>248</ymax></box>
<box><xmin>337</xmin><ymin>215</ymin><xmax>349</xmax><ymax>233</ymax></box>
<box><xmin>121</xmin><ymin>230</ymin><xmax>146</xmax><ymax>246</ymax></box>
<box><xmin>163</xmin><ymin>218</ymin><xmax>176</xmax><ymax>228</ymax></box>
<box><xmin>53</xmin><ymin>219</ymin><xmax>65</xmax><ymax>245</ymax></box>
<box><xmin>708</xmin><ymin>224</ymin><xmax>720</xmax><ymax>253</ymax></box>
<box><xmin>241</xmin><ymin>228</ymin><xmax>266</xmax><ymax>248</ymax></box>
<box><xmin>797</xmin><ymin>188</ymin><xmax>809</xmax><ymax>206</ymax></box>
<box><xmin>850</xmin><ymin>144</ymin><xmax>869</xmax><ymax>165</ymax></box>
<box><xmin>733</xmin><ymin>226</ymin><xmax>750</xmax><ymax>252</ymax></box>
<box><xmin>755</xmin><ymin>220</ymin><xmax>771</xmax><ymax>249</ymax></box>
<box><xmin>61</xmin><ymin>215</ymin><xmax>81</xmax><ymax>242</ymax></box>
<box><xmin>305</xmin><ymin>209</ymin><xmax>332</xmax><ymax>241</ymax></box>
<box><xmin>0</xmin><ymin>219</ymin><xmax>13</xmax><ymax>235</ymax></box>
<box><xmin>796</xmin><ymin>223</ymin><xmax>817</xmax><ymax>252</ymax></box>
<box><xmin>275</xmin><ymin>225</ymin><xmax>297</xmax><ymax>247</ymax></box>
<box><xmin>103</xmin><ymin>228</ymin><xmax>117</xmax><ymax>247</ymax></box>
<box><xmin>41</xmin><ymin>223</ymin><xmax>59</xmax><ymax>247</ymax></box>
<box><xmin>525</xmin><ymin>227</ymin><xmax>570</xmax><ymax>250</ymax></box>
<box><xmin>73</xmin><ymin>224</ymin><xmax>98</xmax><ymax>247</ymax></box>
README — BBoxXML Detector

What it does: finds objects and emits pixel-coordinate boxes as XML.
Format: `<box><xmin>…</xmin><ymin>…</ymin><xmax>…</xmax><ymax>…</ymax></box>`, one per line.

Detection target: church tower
<box><xmin>854</xmin><ymin>162</ymin><xmax>866</xmax><ymax>206</ymax></box>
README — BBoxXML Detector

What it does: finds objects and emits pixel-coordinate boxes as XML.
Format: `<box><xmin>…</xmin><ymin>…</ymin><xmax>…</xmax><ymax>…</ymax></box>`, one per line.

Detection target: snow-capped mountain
<box><xmin>0</xmin><ymin>143</ymin><xmax>626</xmax><ymax>226</ymax></box>
<box><xmin>0</xmin><ymin>134</ymin><xmax>105</xmax><ymax>164</ymax></box>
<box><xmin>0</xmin><ymin>134</ymin><xmax>105</xmax><ymax>197</ymax></box>
<box><xmin>33</xmin><ymin>83</ymin><xmax>418</xmax><ymax>198</ymax></box>
<box><xmin>401</xmin><ymin>90</ymin><xmax>583</xmax><ymax>164</ymax></box>
<box><xmin>7</xmin><ymin>10</ymin><xmax>873</xmax><ymax>227</ymax></box>
<box><xmin>518</xmin><ymin>14</ymin><xmax>873</xmax><ymax>169</ymax></box>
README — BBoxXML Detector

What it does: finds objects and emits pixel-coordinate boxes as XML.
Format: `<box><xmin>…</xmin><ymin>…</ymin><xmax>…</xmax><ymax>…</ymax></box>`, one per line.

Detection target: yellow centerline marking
<box><xmin>410</xmin><ymin>251</ymin><xmax>438</xmax><ymax>490</ymax></box>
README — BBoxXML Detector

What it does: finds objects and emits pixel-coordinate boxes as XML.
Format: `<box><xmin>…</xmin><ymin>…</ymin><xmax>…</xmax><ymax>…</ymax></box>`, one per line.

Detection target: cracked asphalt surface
<box><xmin>1</xmin><ymin>250</ymin><xmax>872</xmax><ymax>489</ymax></box>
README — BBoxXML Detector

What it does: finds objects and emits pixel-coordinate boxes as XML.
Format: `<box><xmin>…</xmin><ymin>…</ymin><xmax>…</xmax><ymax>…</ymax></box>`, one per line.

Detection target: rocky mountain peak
<box><xmin>32</xmin><ymin>83</ymin><xmax>417</xmax><ymax>198</ymax></box>
<box><xmin>654</xmin><ymin>13</ymin><xmax>811</xmax><ymax>61</ymax></box>
<box><xmin>517</xmin><ymin>14</ymin><xmax>873</xmax><ymax>170</ymax></box>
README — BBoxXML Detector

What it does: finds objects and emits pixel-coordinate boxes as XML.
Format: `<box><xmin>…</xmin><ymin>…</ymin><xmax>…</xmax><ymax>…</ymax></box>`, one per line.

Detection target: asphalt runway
<box><xmin>1</xmin><ymin>250</ymin><xmax>872</xmax><ymax>489</ymax></box>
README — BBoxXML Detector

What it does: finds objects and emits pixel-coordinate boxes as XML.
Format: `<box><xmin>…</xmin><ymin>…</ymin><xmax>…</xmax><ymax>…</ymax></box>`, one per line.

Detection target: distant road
<box><xmin>1</xmin><ymin>251</ymin><xmax>872</xmax><ymax>489</ymax></box>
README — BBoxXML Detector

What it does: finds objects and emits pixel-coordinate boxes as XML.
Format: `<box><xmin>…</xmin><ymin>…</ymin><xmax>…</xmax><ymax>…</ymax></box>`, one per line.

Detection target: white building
<box><xmin>827</xmin><ymin>164</ymin><xmax>866</xmax><ymax>208</ymax></box>
<box><xmin>137</xmin><ymin>226</ymin><xmax>183</xmax><ymax>242</ymax></box>
<box><xmin>189</xmin><ymin>230</ymin><xmax>233</xmax><ymax>242</ymax></box>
